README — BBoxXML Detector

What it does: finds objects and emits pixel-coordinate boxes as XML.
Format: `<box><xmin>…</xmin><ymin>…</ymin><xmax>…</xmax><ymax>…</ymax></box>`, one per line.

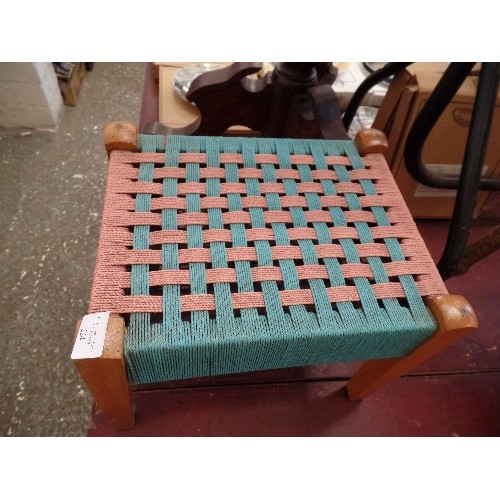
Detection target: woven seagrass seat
<box><xmin>72</xmin><ymin>122</ymin><xmax>477</xmax><ymax>429</ymax></box>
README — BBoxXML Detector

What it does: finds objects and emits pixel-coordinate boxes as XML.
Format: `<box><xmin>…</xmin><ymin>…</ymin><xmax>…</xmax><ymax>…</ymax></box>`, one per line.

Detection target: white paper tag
<box><xmin>71</xmin><ymin>311</ymin><xmax>110</xmax><ymax>360</ymax></box>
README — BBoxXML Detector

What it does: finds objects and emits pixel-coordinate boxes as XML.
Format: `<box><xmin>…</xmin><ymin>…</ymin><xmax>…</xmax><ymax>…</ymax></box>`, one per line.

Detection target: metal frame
<box><xmin>342</xmin><ymin>62</ymin><xmax>412</xmax><ymax>130</ymax></box>
<box><xmin>403</xmin><ymin>62</ymin><xmax>500</xmax><ymax>278</ymax></box>
<box><xmin>344</xmin><ymin>62</ymin><xmax>500</xmax><ymax>280</ymax></box>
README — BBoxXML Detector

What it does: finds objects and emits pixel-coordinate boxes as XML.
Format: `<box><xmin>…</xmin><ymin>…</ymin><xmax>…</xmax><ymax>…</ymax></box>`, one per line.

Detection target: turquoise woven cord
<box><xmin>123</xmin><ymin>135</ymin><xmax>440</xmax><ymax>385</ymax></box>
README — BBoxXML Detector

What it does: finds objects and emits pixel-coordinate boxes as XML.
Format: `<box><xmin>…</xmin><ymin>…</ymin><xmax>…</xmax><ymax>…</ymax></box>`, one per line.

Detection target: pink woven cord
<box><xmin>145</xmin><ymin>226</ymin><xmax>411</xmax><ymax>247</ymax></box>
<box><xmin>223</xmin><ymin>212</ymin><xmax>252</xmax><ymax>224</ymax></box>
<box><xmin>219</xmin><ymin>183</ymin><xmax>250</xmax><ymax>195</ymax></box>
<box><xmin>105</xmin><ymin>211</ymin><xmax>162</xmax><ymax>227</ymax></box>
<box><xmin>200</xmin><ymin>197</ymin><xmax>230</xmax><ymax>209</ymax></box>
<box><xmin>88</xmin><ymin>148</ymin><xmax>447</xmax><ymax>316</ymax></box>
<box><xmin>178</xmin><ymin>213</ymin><xmax>209</xmax><ymax>226</ymax></box>
<box><xmin>112</xmin><ymin>150</ymin><xmax>384</xmax><ymax>169</ymax></box>
<box><xmin>149</xmin><ymin>229</ymin><xmax>188</xmax><ymax>245</ymax></box>
<box><xmin>179</xmin><ymin>248</ymin><xmax>212</xmax><ymax>263</ymax></box>
<box><xmin>343</xmin><ymin>210</ymin><xmax>377</xmax><ymax>224</ymax></box>
<box><xmin>149</xmin><ymin>165</ymin><xmax>387</xmax><ymax>183</ymax></box>
<box><xmin>241</xmin><ymin>196</ymin><xmax>268</xmax><ymax>209</ymax></box>
<box><xmin>152</xmin><ymin>242</ymin><xmax>414</xmax><ymax>265</ymax></box>
<box><xmin>202</xmin><ymin>228</ymin><xmax>232</xmax><ymax>242</ymax></box>
<box><xmin>117</xmin><ymin>250</ymin><xmax>162</xmax><ymax>265</ymax></box>
<box><xmin>151</xmin><ymin>197</ymin><xmax>186</xmax><ymax>210</ymax></box>
<box><xmin>90</xmin><ymin>274</ymin><xmax>446</xmax><ymax>314</ymax></box>
<box><xmin>279</xmin><ymin>196</ymin><xmax>309</xmax><ymax>208</ymax></box>
<box><xmin>112</xmin><ymin>180</ymin><xmax>163</xmax><ymax>195</ymax></box>
<box><xmin>226</xmin><ymin>247</ymin><xmax>258</xmax><ymax>262</ymax></box>
<box><xmin>153</xmin><ymin>167</ymin><xmax>187</xmax><ymax>179</ymax></box>
<box><xmin>305</xmin><ymin>211</ymin><xmax>335</xmax><ymax>224</ymax></box>
<box><xmin>258</xmin><ymin>183</ymin><xmax>286</xmax><ymax>194</ymax></box>
<box><xmin>177</xmin><ymin>182</ymin><xmax>208</xmax><ymax>195</ymax></box>
<box><xmin>112</xmin><ymin>151</ymin><xmax>163</xmax><ymax>163</ymax></box>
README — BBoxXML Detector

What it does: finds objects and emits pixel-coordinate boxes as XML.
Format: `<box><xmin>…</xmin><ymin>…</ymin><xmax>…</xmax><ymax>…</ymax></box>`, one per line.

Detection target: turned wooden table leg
<box><xmin>72</xmin><ymin>315</ymin><xmax>134</xmax><ymax>429</ymax></box>
<box><xmin>346</xmin><ymin>295</ymin><xmax>478</xmax><ymax>400</ymax></box>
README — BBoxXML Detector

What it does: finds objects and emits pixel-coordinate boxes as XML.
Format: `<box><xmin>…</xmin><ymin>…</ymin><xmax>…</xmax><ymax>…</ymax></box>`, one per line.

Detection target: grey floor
<box><xmin>0</xmin><ymin>62</ymin><xmax>147</xmax><ymax>436</ymax></box>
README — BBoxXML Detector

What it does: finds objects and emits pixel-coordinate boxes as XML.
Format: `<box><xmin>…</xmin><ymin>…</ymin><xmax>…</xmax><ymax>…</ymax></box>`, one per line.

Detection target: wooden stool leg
<box><xmin>346</xmin><ymin>295</ymin><xmax>478</xmax><ymax>400</ymax></box>
<box><xmin>73</xmin><ymin>315</ymin><xmax>134</xmax><ymax>429</ymax></box>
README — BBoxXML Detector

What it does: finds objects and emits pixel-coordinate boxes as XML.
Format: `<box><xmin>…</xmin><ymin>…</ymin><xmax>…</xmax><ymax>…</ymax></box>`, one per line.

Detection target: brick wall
<box><xmin>0</xmin><ymin>62</ymin><xmax>64</xmax><ymax>129</ymax></box>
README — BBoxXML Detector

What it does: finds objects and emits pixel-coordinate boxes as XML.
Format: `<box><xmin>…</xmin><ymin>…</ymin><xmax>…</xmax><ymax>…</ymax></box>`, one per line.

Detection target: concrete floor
<box><xmin>0</xmin><ymin>62</ymin><xmax>147</xmax><ymax>436</ymax></box>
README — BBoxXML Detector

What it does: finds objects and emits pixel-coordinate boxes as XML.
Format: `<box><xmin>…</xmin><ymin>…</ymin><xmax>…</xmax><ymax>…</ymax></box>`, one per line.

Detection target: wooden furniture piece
<box><xmin>146</xmin><ymin>62</ymin><xmax>347</xmax><ymax>140</ymax></box>
<box><xmin>72</xmin><ymin>122</ymin><xmax>477</xmax><ymax>429</ymax></box>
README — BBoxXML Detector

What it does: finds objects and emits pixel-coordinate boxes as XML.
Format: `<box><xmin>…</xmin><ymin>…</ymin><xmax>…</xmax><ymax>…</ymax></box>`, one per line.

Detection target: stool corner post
<box><xmin>72</xmin><ymin>314</ymin><xmax>135</xmax><ymax>429</ymax></box>
<box><xmin>354</xmin><ymin>128</ymin><xmax>388</xmax><ymax>157</ymax></box>
<box><xmin>425</xmin><ymin>294</ymin><xmax>478</xmax><ymax>334</ymax></box>
<box><xmin>346</xmin><ymin>294</ymin><xmax>478</xmax><ymax>400</ymax></box>
<box><xmin>104</xmin><ymin>121</ymin><xmax>138</xmax><ymax>156</ymax></box>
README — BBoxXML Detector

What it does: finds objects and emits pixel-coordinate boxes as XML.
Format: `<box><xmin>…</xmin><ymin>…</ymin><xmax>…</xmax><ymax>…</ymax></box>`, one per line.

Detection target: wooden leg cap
<box><xmin>104</xmin><ymin>121</ymin><xmax>137</xmax><ymax>155</ymax></box>
<box><xmin>354</xmin><ymin>128</ymin><xmax>388</xmax><ymax>156</ymax></box>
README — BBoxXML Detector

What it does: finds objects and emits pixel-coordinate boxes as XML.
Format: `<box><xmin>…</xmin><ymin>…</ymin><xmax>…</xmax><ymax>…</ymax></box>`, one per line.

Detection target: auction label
<box><xmin>71</xmin><ymin>311</ymin><xmax>110</xmax><ymax>359</ymax></box>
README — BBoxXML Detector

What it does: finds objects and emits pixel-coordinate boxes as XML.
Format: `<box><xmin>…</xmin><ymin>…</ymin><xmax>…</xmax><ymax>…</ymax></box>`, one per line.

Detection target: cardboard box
<box><xmin>373</xmin><ymin>64</ymin><xmax>499</xmax><ymax>219</ymax></box>
<box><xmin>372</xmin><ymin>62</ymin><xmax>450</xmax><ymax>165</ymax></box>
<box><xmin>159</xmin><ymin>65</ymin><xmax>203</xmax><ymax>130</ymax></box>
<box><xmin>153</xmin><ymin>62</ymin><xmax>187</xmax><ymax>80</ymax></box>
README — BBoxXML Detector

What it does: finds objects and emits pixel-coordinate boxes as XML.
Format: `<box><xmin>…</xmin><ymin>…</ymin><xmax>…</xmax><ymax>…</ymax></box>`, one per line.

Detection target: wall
<box><xmin>0</xmin><ymin>62</ymin><xmax>64</xmax><ymax>129</ymax></box>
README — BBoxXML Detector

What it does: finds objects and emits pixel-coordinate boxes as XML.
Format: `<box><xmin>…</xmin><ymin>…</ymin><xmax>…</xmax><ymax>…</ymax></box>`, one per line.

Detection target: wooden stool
<box><xmin>72</xmin><ymin>122</ymin><xmax>477</xmax><ymax>429</ymax></box>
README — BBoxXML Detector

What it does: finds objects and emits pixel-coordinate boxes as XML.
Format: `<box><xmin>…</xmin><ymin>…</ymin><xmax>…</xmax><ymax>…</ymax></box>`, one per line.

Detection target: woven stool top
<box><xmin>89</xmin><ymin>135</ymin><xmax>447</xmax><ymax>384</ymax></box>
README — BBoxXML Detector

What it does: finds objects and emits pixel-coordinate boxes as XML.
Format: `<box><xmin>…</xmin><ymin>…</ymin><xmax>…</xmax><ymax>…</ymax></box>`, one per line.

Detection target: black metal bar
<box><xmin>404</xmin><ymin>62</ymin><xmax>500</xmax><ymax>191</ymax></box>
<box><xmin>438</xmin><ymin>62</ymin><xmax>500</xmax><ymax>278</ymax></box>
<box><xmin>342</xmin><ymin>62</ymin><xmax>412</xmax><ymax>130</ymax></box>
